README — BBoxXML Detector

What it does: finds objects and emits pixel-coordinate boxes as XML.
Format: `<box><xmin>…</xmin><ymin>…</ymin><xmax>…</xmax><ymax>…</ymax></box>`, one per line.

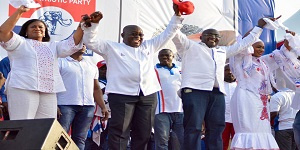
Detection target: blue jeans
<box><xmin>58</xmin><ymin>105</ymin><xmax>95</xmax><ymax>150</ymax></box>
<box><xmin>181</xmin><ymin>88</ymin><xmax>225</xmax><ymax>150</ymax></box>
<box><xmin>154</xmin><ymin>112</ymin><xmax>184</xmax><ymax>150</ymax></box>
<box><xmin>293</xmin><ymin>110</ymin><xmax>300</xmax><ymax>149</ymax></box>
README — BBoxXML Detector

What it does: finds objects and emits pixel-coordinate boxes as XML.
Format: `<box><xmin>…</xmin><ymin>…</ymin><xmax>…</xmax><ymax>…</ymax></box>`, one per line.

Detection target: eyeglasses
<box><xmin>129</xmin><ymin>33</ymin><xmax>144</xmax><ymax>37</ymax></box>
<box><xmin>202</xmin><ymin>34</ymin><xmax>221</xmax><ymax>39</ymax></box>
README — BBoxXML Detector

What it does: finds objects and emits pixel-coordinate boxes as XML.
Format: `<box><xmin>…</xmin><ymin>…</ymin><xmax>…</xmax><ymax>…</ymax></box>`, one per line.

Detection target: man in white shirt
<box><xmin>222</xmin><ymin>64</ymin><xmax>237</xmax><ymax>150</ymax></box>
<box><xmin>172</xmin><ymin>18</ymin><xmax>268</xmax><ymax>149</ymax></box>
<box><xmin>270</xmin><ymin>79</ymin><xmax>297</xmax><ymax>150</ymax></box>
<box><xmin>57</xmin><ymin>46</ymin><xmax>108</xmax><ymax>150</ymax></box>
<box><xmin>154</xmin><ymin>49</ymin><xmax>183</xmax><ymax>150</ymax></box>
<box><xmin>81</xmin><ymin>4</ymin><xmax>183</xmax><ymax>150</ymax></box>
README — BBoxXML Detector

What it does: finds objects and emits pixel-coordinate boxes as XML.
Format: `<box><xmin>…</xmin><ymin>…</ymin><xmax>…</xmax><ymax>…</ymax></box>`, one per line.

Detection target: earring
<box><xmin>25</xmin><ymin>33</ymin><xmax>27</xmax><ymax>36</ymax></box>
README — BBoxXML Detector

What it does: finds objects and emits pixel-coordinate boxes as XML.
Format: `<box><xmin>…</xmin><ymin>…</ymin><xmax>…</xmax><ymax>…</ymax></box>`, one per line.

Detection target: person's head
<box><xmin>200</xmin><ymin>29</ymin><xmax>220</xmax><ymax>48</ymax></box>
<box><xmin>158</xmin><ymin>49</ymin><xmax>174</xmax><ymax>67</ymax></box>
<box><xmin>19</xmin><ymin>19</ymin><xmax>50</xmax><ymax>42</ymax></box>
<box><xmin>252</xmin><ymin>40</ymin><xmax>265</xmax><ymax>57</ymax></box>
<box><xmin>97</xmin><ymin>60</ymin><xmax>107</xmax><ymax>79</ymax></box>
<box><xmin>224</xmin><ymin>64</ymin><xmax>235</xmax><ymax>83</ymax></box>
<box><xmin>121</xmin><ymin>25</ymin><xmax>144</xmax><ymax>48</ymax></box>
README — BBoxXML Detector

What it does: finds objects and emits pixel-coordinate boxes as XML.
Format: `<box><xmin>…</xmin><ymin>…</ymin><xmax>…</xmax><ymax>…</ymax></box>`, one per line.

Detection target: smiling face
<box><xmin>121</xmin><ymin>25</ymin><xmax>144</xmax><ymax>48</ymax></box>
<box><xmin>158</xmin><ymin>49</ymin><xmax>174</xmax><ymax>68</ymax></box>
<box><xmin>201</xmin><ymin>29</ymin><xmax>220</xmax><ymax>48</ymax></box>
<box><xmin>26</xmin><ymin>21</ymin><xmax>46</xmax><ymax>41</ymax></box>
<box><xmin>252</xmin><ymin>41</ymin><xmax>265</xmax><ymax>57</ymax></box>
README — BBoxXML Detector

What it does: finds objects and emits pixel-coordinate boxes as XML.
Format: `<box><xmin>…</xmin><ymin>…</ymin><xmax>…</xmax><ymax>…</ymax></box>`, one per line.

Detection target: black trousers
<box><xmin>107</xmin><ymin>92</ymin><xmax>157</xmax><ymax>150</ymax></box>
<box><xmin>275</xmin><ymin>129</ymin><xmax>297</xmax><ymax>150</ymax></box>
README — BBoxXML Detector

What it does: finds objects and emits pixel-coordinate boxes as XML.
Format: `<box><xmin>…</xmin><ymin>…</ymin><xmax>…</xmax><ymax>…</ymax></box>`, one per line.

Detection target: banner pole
<box><xmin>118</xmin><ymin>0</ymin><xmax>123</xmax><ymax>43</ymax></box>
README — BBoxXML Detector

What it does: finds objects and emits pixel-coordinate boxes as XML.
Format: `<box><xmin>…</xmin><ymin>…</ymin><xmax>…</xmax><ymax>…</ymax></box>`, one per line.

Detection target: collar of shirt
<box><xmin>156</xmin><ymin>63</ymin><xmax>178</xmax><ymax>75</ymax></box>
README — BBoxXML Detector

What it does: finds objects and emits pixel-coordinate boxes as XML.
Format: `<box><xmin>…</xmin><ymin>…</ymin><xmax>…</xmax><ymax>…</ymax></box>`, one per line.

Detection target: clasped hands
<box><xmin>81</xmin><ymin>11</ymin><xmax>103</xmax><ymax>27</ymax></box>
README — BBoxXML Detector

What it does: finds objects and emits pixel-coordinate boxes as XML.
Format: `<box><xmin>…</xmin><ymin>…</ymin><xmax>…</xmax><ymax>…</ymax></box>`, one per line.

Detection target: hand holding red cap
<box><xmin>173</xmin><ymin>0</ymin><xmax>195</xmax><ymax>15</ymax></box>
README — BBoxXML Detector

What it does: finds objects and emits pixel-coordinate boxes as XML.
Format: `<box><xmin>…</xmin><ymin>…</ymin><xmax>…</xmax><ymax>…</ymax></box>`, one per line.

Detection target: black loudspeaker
<box><xmin>0</xmin><ymin>118</ymin><xmax>78</xmax><ymax>150</ymax></box>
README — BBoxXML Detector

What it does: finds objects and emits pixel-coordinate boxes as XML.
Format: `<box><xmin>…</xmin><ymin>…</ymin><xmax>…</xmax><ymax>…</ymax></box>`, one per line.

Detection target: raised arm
<box><xmin>172</xmin><ymin>31</ymin><xmax>192</xmax><ymax>56</ymax></box>
<box><xmin>56</xmin><ymin>18</ymin><xmax>89</xmax><ymax>58</ymax></box>
<box><xmin>81</xmin><ymin>11</ymin><xmax>111</xmax><ymax>55</ymax></box>
<box><xmin>283</xmin><ymin>30</ymin><xmax>297</xmax><ymax>52</ymax></box>
<box><xmin>0</xmin><ymin>6</ymin><xmax>29</xmax><ymax>42</ymax></box>
<box><xmin>146</xmin><ymin>3</ymin><xmax>183</xmax><ymax>52</ymax></box>
<box><xmin>72</xmin><ymin>12</ymin><xmax>103</xmax><ymax>46</ymax></box>
<box><xmin>226</xmin><ymin>16</ymin><xmax>285</xmax><ymax>58</ymax></box>
<box><xmin>56</xmin><ymin>34</ymin><xmax>84</xmax><ymax>58</ymax></box>
<box><xmin>262</xmin><ymin>30</ymin><xmax>299</xmax><ymax>72</ymax></box>
<box><xmin>72</xmin><ymin>22</ymin><xmax>84</xmax><ymax>45</ymax></box>
<box><xmin>225</xmin><ymin>17</ymin><xmax>278</xmax><ymax>58</ymax></box>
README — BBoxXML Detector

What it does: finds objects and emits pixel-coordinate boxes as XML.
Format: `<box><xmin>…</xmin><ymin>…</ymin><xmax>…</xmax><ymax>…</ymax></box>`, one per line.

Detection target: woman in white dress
<box><xmin>230</xmin><ymin>31</ymin><xmax>299</xmax><ymax>149</ymax></box>
<box><xmin>0</xmin><ymin>5</ymin><xmax>83</xmax><ymax>120</ymax></box>
<box><xmin>229</xmin><ymin>39</ymin><xmax>278</xmax><ymax>149</ymax></box>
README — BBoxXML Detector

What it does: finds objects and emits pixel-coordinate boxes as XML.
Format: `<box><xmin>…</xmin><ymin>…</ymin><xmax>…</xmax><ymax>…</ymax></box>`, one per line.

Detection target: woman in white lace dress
<box><xmin>0</xmin><ymin>5</ymin><xmax>83</xmax><ymax>120</ymax></box>
<box><xmin>230</xmin><ymin>31</ymin><xmax>299</xmax><ymax>149</ymax></box>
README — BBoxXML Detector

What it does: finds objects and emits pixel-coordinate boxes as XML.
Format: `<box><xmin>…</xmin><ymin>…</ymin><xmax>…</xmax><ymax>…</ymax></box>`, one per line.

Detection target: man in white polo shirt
<box><xmin>57</xmin><ymin>45</ymin><xmax>109</xmax><ymax>150</ymax></box>
<box><xmin>154</xmin><ymin>49</ymin><xmax>183</xmax><ymax>150</ymax></box>
<box><xmin>81</xmin><ymin>4</ymin><xmax>183</xmax><ymax>150</ymax></box>
<box><xmin>270</xmin><ymin>79</ymin><xmax>297</xmax><ymax>150</ymax></box>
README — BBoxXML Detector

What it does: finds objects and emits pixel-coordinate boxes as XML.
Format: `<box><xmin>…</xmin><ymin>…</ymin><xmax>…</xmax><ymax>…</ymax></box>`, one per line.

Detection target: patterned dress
<box><xmin>229</xmin><ymin>47</ymin><xmax>279</xmax><ymax>150</ymax></box>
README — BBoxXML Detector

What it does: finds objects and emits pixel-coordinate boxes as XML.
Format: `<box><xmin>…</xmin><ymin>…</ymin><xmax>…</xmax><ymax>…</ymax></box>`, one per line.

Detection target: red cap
<box><xmin>173</xmin><ymin>0</ymin><xmax>195</xmax><ymax>15</ymax></box>
<box><xmin>97</xmin><ymin>60</ymin><xmax>106</xmax><ymax>68</ymax></box>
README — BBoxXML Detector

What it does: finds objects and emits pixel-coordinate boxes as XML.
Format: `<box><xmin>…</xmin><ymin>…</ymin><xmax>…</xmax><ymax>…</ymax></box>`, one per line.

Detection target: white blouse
<box><xmin>267</xmin><ymin>46</ymin><xmax>300</xmax><ymax>90</ymax></box>
<box><xmin>229</xmin><ymin>47</ymin><xmax>272</xmax><ymax>95</ymax></box>
<box><xmin>0</xmin><ymin>32</ymin><xmax>83</xmax><ymax>93</ymax></box>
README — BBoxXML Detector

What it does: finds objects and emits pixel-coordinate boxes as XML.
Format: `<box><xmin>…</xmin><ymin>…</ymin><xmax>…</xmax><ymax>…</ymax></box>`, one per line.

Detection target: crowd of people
<box><xmin>0</xmin><ymin>2</ymin><xmax>300</xmax><ymax>150</ymax></box>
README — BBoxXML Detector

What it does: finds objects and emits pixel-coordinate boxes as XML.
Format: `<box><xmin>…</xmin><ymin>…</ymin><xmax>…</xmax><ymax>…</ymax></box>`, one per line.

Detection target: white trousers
<box><xmin>7</xmin><ymin>87</ymin><xmax>57</xmax><ymax>120</ymax></box>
